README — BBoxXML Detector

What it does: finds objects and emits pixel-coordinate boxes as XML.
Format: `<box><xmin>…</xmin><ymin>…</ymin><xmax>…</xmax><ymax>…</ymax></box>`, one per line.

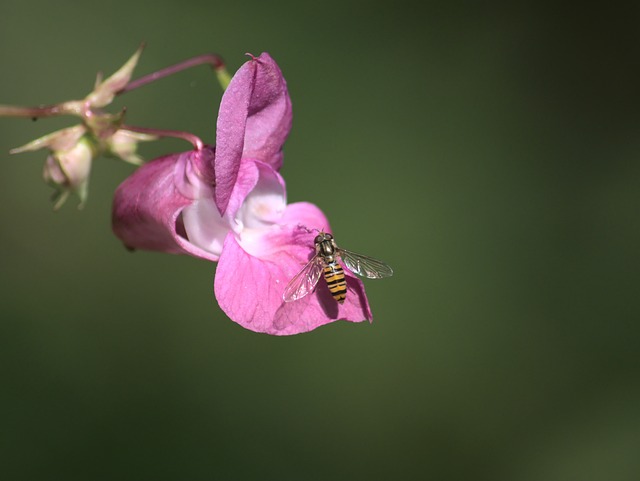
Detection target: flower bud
<box><xmin>106</xmin><ymin>129</ymin><xmax>156</xmax><ymax>165</ymax></box>
<box><xmin>42</xmin><ymin>136</ymin><xmax>95</xmax><ymax>209</ymax></box>
<box><xmin>11</xmin><ymin>125</ymin><xmax>96</xmax><ymax>208</ymax></box>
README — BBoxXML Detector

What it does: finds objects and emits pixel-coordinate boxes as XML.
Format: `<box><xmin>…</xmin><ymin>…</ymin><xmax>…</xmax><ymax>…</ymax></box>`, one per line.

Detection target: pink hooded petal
<box><xmin>214</xmin><ymin>214</ymin><xmax>372</xmax><ymax>336</ymax></box>
<box><xmin>215</xmin><ymin>52</ymin><xmax>292</xmax><ymax>215</ymax></box>
<box><xmin>112</xmin><ymin>148</ymin><xmax>219</xmax><ymax>261</ymax></box>
<box><xmin>241</xmin><ymin>54</ymin><xmax>292</xmax><ymax>169</ymax></box>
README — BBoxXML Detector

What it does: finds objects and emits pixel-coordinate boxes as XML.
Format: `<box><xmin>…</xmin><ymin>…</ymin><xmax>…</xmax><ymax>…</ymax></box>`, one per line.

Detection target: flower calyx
<box><xmin>7</xmin><ymin>47</ymin><xmax>157</xmax><ymax>208</ymax></box>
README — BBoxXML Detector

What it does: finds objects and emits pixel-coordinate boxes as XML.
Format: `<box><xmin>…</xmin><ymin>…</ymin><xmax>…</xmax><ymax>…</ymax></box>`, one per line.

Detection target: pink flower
<box><xmin>112</xmin><ymin>53</ymin><xmax>372</xmax><ymax>335</ymax></box>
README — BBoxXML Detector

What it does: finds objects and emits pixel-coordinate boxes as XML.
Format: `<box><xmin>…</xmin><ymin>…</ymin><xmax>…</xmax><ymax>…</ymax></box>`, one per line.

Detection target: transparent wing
<box><xmin>339</xmin><ymin>249</ymin><xmax>394</xmax><ymax>279</ymax></box>
<box><xmin>283</xmin><ymin>255</ymin><xmax>324</xmax><ymax>302</ymax></box>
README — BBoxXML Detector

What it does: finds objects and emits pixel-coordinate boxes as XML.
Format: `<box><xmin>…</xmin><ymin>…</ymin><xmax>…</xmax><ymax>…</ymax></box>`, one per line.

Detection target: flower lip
<box><xmin>214</xmin><ymin>218</ymin><xmax>373</xmax><ymax>335</ymax></box>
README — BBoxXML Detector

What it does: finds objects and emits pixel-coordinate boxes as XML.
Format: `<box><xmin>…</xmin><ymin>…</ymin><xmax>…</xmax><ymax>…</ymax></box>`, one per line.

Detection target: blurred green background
<box><xmin>1</xmin><ymin>1</ymin><xmax>639</xmax><ymax>480</ymax></box>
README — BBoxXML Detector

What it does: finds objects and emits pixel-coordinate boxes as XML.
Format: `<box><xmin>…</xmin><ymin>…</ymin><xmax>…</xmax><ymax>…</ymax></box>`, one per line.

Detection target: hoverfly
<box><xmin>283</xmin><ymin>231</ymin><xmax>393</xmax><ymax>304</ymax></box>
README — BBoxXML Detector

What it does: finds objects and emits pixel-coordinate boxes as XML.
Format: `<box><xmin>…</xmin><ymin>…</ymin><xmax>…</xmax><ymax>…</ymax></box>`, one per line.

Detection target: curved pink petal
<box><xmin>241</xmin><ymin>54</ymin><xmax>292</xmax><ymax>169</ymax></box>
<box><xmin>214</xmin><ymin>211</ymin><xmax>372</xmax><ymax>335</ymax></box>
<box><xmin>215</xmin><ymin>52</ymin><xmax>292</xmax><ymax>215</ymax></box>
<box><xmin>173</xmin><ymin>145</ymin><xmax>216</xmax><ymax>200</ymax></box>
<box><xmin>112</xmin><ymin>148</ymin><xmax>219</xmax><ymax>261</ymax></box>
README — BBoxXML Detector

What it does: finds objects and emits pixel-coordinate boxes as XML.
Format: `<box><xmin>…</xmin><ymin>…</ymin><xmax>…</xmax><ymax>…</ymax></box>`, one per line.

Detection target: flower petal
<box><xmin>181</xmin><ymin>159</ymin><xmax>285</xmax><ymax>257</ymax></box>
<box><xmin>235</xmin><ymin>160</ymin><xmax>286</xmax><ymax>232</ymax></box>
<box><xmin>279</xmin><ymin>201</ymin><xmax>332</xmax><ymax>233</ymax></box>
<box><xmin>215</xmin><ymin>52</ymin><xmax>292</xmax><ymax>215</ymax></box>
<box><xmin>180</xmin><ymin>197</ymin><xmax>229</xmax><ymax>257</ymax></box>
<box><xmin>241</xmin><ymin>54</ymin><xmax>292</xmax><ymax>169</ymax></box>
<box><xmin>214</xmin><ymin>220</ymin><xmax>372</xmax><ymax>335</ymax></box>
<box><xmin>181</xmin><ymin>158</ymin><xmax>259</xmax><ymax>257</ymax></box>
<box><xmin>112</xmin><ymin>149</ymin><xmax>219</xmax><ymax>261</ymax></box>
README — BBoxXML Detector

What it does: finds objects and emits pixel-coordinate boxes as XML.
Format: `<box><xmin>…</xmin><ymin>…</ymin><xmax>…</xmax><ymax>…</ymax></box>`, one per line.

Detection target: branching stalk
<box><xmin>118</xmin><ymin>53</ymin><xmax>230</xmax><ymax>94</ymax></box>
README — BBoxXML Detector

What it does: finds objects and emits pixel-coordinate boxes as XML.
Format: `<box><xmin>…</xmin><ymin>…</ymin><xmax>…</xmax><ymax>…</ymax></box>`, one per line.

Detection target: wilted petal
<box><xmin>42</xmin><ymin>140</ymin><xmax>93</xmax><ymax>209</ymax></box>
<box><xmin>43</xmin><ymin>155</ymin><xmax>67</xmax><ymax>186</ymax></box>
<box><xmin>51</xmin><ymin>139</ymin><xmax>93</xmax><ymax>188</ymax></box>
<box><xmin>112</xmin><ymin>149</ymin><xmax>218</xmax><ymax>261</ymax></box>
<box><xmin>107</xmin><ymin>129</ymin><xmax>157</xmax><ymax>165</ymax></box>
<box><xmin>215</xmin><ymin>52</ymin><xmax>292</xmax><ymax>214</ymax></box>
<box><xmin>214</xmin><ymin>214</ymin><xmax>372</xmax><ymax>335</ymax></box>
<box><xmin>10</xmin><ymin>125</ymin><xmax>86</xmax><ymax>154</ymax></box>
<box><xmin>86</xmin><ymin>46</ymin><xmax>143</xmax><ymax>108</ymax></box>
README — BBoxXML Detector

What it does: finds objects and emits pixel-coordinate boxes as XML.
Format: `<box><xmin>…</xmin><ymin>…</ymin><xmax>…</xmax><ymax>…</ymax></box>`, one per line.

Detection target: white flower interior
<box><xmin>182</xmin><ymin>163</ymin><xmax>286</xmax><ymax>257</ymax></box>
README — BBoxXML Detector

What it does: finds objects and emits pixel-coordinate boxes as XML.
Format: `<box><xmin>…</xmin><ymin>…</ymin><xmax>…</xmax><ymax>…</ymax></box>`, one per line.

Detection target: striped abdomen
<box><xmin>324</xmin><ymin>261</ymin><xmax>347</xmax><ymax>303</ymax></box>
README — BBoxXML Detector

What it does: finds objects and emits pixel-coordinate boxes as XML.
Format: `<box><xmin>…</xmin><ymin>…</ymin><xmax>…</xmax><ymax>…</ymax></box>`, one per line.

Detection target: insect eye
<box><xmin>314</xmin><ymin>235</ymin><xmax>323</xmax><ymax>244</ymax></box>
<box><xmin>325</xmin><ymin>233</ymin><xmax>333</xmax><ymax>240</ymax></box>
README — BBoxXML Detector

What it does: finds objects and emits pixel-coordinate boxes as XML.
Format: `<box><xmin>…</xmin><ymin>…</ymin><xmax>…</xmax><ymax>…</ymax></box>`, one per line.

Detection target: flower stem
<box><xmin>118</xmin><ymin>53</ymin><xmax>231</xmax><ymax>94</ymax></box>
<box><xmin>0</xmin><ymin>104</ymin><xmax>64</xmax><ymax>119</ymax></box>
<box><xmin>122</xmin><ymin>124</ymin><xmax>203</xmax><ymax>151</ymax></box>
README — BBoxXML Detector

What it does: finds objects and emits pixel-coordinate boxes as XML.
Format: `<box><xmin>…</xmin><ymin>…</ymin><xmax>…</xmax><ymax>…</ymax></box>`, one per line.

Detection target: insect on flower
<box><xmin>283</xmin><ymin>231</ymin><xmax>393</xmax><ymax>304</ymax></box>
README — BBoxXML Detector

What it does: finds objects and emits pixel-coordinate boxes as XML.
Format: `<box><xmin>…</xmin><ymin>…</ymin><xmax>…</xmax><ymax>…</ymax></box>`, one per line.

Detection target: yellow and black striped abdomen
<box><xmin>324</xmin><ymin>261</ymin><xmax>347</xmax><ymax>304</ymax></box>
